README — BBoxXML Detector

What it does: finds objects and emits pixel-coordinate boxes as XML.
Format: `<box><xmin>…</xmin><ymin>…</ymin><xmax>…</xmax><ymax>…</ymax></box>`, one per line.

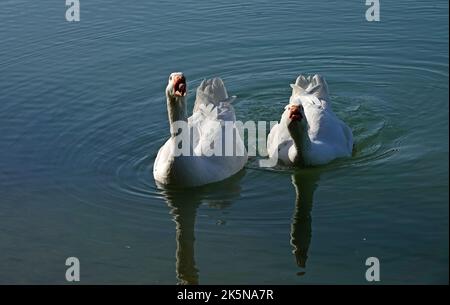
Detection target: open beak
<box><xmin>288</xmin><ymin>105</ymin><xmax>303</xmax><ymax>121</ymax></box>
<box><xmin>173</xmin><ymin>75</ymin><xmax>187</xmax><ymax>97</ymax></box>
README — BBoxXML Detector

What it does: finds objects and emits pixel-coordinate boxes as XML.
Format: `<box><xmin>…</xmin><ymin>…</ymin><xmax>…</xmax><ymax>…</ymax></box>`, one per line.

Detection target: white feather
<box><xmin>268</xmin><ymin>74</ymin><xmax>353</xmax><ymax>166</ymax></box>
<box><xmin>154</xmin><ymin>77</ymin><xmax>247</xmax><ymax>187</ymax></box>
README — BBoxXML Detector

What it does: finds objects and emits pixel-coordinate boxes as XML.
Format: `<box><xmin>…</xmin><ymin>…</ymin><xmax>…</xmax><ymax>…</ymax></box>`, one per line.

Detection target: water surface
<box><xmin>0</xmin><ymin>0</ymin><xmax>448</xmax><ymax>284</ymax></box>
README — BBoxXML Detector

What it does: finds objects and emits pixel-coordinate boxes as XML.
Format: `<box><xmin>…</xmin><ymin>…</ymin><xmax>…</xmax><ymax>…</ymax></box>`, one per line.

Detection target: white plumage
<box><xmin>154</xmin><ymin>74</ymin><xmax>247</xmax><ymax>187</ymax></box>
<box><xmin>267</xmin><ymin>74</ymin><xmax>353</xmax><ymax>166</ymax></box>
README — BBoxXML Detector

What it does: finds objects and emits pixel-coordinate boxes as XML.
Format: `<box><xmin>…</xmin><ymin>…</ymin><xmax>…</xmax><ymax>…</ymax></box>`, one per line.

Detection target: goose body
<box><xmin>153</xmin><ymin>73</ymin><xmax>247</xmax><ymax>187</ymax></box>
<box><xmin>267</xmin><ymin>74</ymin><xmax>353</xmax><ymax>166</ymax></box>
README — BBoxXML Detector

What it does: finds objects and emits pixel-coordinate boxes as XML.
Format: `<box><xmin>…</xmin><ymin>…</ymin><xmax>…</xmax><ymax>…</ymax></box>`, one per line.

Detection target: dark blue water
<box><xmin>0</xmin><ymin>0</ymin><xmax>448</xmax><ymax>284</ymax></box>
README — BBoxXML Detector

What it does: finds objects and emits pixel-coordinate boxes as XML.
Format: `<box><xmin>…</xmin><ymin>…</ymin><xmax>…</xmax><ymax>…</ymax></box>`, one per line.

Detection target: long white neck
<box><xmin>167</xmin><ymin>95</ymin><xmax>188</xmax><ymax>136</ymax></box>
<box><xmin>287</xmin><ymin>120</ymin><xmax>311</xmax><ymax>165</ymax></box>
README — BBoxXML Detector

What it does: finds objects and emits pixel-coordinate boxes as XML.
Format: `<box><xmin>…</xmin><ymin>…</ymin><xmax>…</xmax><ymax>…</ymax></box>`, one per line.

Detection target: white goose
<box><xmin>153</xmin><ymin>72</ymin><xmax>247</xmax><ymax>187</ymax></box>
<box><xmin>267</xmin><ymin>74</ymin><xmax>353</xmax><ymax>166</ymax></box>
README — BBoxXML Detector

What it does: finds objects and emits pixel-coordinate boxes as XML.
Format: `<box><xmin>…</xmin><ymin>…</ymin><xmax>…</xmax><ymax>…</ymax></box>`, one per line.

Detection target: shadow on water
<box><xmin>155</xmin><ymin>171</ymin><xmax>245</xmax><ymax>285</ymax></box>
<box><xmin>289</xmin><ymin>168</ymin><xmax>321</xmax><ymax>276</ymax></box>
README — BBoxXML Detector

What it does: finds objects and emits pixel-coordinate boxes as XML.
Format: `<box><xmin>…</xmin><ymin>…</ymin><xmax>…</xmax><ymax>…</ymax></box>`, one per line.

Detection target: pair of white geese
<box><xmin>154</xmin><ymin>72</ymin><xmax>353</xmax><ymax>187</ymax></box>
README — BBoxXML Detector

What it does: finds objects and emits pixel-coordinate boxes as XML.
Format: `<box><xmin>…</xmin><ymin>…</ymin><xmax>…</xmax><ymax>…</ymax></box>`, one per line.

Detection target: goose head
<box><xmin>285</xmin><ymin>98</ymin><xmax>309</xmax><ymax>164</ymax></box>
<box><xmin>166</xmin><ymin>72</ymin><xmax>187</xmax><ymax>99</ymax></box>
<box><xmin>286</xmin><ymin>97</ymin><xmax>307</xmax><ymax>130</ymax></box>
<box><xmin>288</xmin><ymin>104</ymin><xmax>304</xmax><ymax>122</ymax></box>
<box><xmin>166</xmin><ymin>72</ymin><xmax>188</xmax><ymax>126</ymax></box>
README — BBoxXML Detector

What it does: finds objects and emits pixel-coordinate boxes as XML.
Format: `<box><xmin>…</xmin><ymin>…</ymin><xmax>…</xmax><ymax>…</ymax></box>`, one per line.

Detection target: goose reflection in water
<box><xmin>290</xmin><ymin>168</ymin><xmax>321</xmax><ymax>275</ymax></box>
<box><xmin>156</xmin><ymin>171</ymin><xmax>244</xmax><ymax>285</ymax></box>
<box><xmin>157</xmin><ymin>168</ymin><xmax>321</xmax><ymax>283</ymax></box>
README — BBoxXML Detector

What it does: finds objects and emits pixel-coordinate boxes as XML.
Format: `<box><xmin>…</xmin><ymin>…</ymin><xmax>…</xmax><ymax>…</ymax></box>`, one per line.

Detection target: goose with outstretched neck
<box><xmin>153</xmin><ymin>73</ymin><xmax>247</xmax><ymax>187</ymax></box>
<box><xmin>267</xmin><ymin>74</ymin><xmax>353</xmax><ymax>166</ymax></box>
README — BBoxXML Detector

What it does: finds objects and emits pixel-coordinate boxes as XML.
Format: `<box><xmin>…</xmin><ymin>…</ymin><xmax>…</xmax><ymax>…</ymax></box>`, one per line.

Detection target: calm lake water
<box><xmin>0</xmin><ymin>0</ymin><xmax>448</xmax><ymax>284</ymax></box>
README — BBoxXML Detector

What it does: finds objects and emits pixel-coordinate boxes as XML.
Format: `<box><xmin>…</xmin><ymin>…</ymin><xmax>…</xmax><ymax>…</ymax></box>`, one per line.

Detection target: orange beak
<box><xmin>288</xmin><ymin>105</ymin><xmax>303</xmax><ymax>121</ymax></box>
<box><xmin>173</xmin><ymin>75</ymin><xmax>187</xmax><ymax>97</ymax></box>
